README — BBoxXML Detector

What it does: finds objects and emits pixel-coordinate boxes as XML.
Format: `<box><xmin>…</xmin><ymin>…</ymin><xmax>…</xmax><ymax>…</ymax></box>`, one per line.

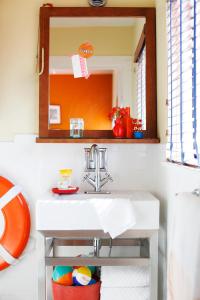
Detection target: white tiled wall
<box><xmin>0</xmin><ymin>135</ymin><xmax>161</xmax><ymax>300</ymax></box>
<box><xmin>0</xmin><ymin>136</ymin><xmax>199</xmax><ymax>300</ymax></box>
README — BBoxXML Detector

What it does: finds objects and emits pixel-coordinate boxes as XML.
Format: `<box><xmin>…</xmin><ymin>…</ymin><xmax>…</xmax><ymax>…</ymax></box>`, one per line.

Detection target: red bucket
<box><xmin>52</xmin><ymin>281</ymin><xmax>101</xmax><ymax>300</ymax></box>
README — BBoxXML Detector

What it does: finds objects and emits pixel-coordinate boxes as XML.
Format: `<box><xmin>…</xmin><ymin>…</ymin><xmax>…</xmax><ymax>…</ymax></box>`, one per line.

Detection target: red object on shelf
<box><xmin>124</xmin><ymin>116</ymin><xmax>133</xmax><ymax>138</ymax></box>
<box><xmin>132</xmin><ymin>119</ymin><xmax>143</xmax><ymax>131</ymax></box>
<box><xmin>112</xmin><ymin>118</ymin><xmax>126</xmax><ymax>138</ymax></box>
<box><xmin>52</xmin><ymin>281</ymin><xmax>101</xmax><ymax>300</ymax></box>
<box><xmin>52</xmin><ymin>187</ymin><xmax>79</xmax><ymax>195</ymax></box>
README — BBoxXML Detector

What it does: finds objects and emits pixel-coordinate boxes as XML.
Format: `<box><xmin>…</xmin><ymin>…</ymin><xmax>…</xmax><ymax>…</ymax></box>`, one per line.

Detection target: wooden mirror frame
<box><xmin>38</xmin><ymin>6</ymin><xmax>158</xmax><ymax>143</ymax></box>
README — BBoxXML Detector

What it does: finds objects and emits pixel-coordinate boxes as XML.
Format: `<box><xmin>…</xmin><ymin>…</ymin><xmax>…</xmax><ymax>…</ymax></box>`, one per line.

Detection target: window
<box><xmin>167</xmin><ymin>0</ymin><xmax>200</xmax><ymax>167</ymax></box>
<box><xmin>136</xmin><ymin>46</ymin><xmax>146</xmax><ymax>130</ymax></box>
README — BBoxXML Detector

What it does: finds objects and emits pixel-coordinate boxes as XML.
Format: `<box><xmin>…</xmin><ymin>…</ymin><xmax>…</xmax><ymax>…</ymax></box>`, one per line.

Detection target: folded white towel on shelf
<box><xmin>100</xmin><ymin>287</ymin><xmax>150</xmax><ymax>300</ymax></box>
<box><xmin>90</xmin><ymin>198</ymin><xmax>136</xmax><ymax>238</ymax></box>
<box><xmin>101</xmin><ymin>266</ymin><xmax>149</xmax><ymax>288</ymax></box>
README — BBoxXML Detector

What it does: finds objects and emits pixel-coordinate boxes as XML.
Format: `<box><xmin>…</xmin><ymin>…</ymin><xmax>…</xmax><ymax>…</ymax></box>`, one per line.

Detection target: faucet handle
<box><xmin>82</xmin><ymin>173</ymin><xmax>89</xmax><ymax>182</ymax></box>
<box><xmin>105</xmin><ymin>173</ymin><xmax>113</xmax><ymax>182</ymax></box>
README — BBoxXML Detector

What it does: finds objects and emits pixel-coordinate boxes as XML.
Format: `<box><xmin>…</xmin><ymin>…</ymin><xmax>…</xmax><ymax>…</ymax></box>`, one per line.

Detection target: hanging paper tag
<box><xmin>71</xmin><ymin>54</ymin><xmax>89</xmax><ymax>78</ymax></box>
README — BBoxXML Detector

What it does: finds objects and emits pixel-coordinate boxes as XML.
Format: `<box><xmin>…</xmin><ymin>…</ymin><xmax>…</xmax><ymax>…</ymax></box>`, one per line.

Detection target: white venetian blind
<box><xmin>167</xmin><ymin>0</ymin><xmax>200</xmax><ymax>166</ymax></box>
<box><xmin>136</xmin><ymin>46</ymin><xmax>146</xmax><ymax>130</ymax></box>
<box><xmin>196</xmin><ymin>0</ymin><xmax>200</xmax><ymax>165</ymax></box>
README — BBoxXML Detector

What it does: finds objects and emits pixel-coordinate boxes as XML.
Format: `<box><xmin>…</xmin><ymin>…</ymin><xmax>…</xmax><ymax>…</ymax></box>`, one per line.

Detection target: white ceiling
<box><xmin>50</xmin><ymin>17</ymin><xmax>145</xmax><ymax>28</ymax></box>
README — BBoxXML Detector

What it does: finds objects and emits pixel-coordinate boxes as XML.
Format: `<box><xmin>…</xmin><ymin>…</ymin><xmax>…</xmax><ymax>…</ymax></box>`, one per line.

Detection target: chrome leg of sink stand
<box><xmin>38</xmin><ymin>234</ymin><xmax>47</xmax><ymax>300</ymax></box>
<box><xmin>93</xmin><ymin>237</ymin><xmax>101</xmax><ymax>257</ymax></box>
<box><xmin>150</xmin><ymin>232</ymin><xmax>158</xmax><ymax>300</ymax></box>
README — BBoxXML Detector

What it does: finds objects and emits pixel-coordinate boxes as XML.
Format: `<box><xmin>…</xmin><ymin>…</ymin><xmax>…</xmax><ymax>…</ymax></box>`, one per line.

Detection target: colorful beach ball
<box><xmin>52</xmin><ymin>266</ymin><xmax>73</xmax><ymax>286</ymax></box>
<box><xmin>74</xmin><ymin>265</ymin><xmax>96</xmax><ymax>275</ymax></box>
<box><xmin>74</xmin><ymin>255</ymin><xmax>96</xmax><ymax>275</ymax></box>
<box><xmin>72</xmin><ymin>266</ymin><xmax>92</xmax><ymax>286</ymax></box>
<box><xmin>88</xmin><ymin>266</ymin><xmax>96</xmax><ymax>275</ymax></box>
<box><xmin>88</xmin><ymin>278</ymin><xmax>97</xmax><ymax>285</ymax></box>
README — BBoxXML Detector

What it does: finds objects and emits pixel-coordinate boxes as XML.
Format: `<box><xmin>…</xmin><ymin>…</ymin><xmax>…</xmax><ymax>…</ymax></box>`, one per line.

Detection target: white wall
<box><xmin>154</xmin><ymin>2</ymin><xmax>200</xmax><ymax>300</ymax></box>
<box><xmin>0</xmin><ymin>136</ymin><xmax>160</xmax><ymax>300</ymax></box>
<box><xmin>152</xmin><ymin>147</ymin><xmax>200</xmax><ymax>300</ymax></box>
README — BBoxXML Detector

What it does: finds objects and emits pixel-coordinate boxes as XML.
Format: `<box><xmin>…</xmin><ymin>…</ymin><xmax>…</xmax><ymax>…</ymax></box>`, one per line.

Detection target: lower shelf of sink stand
<box><xmin>37</xmin><ymin>229</ymin><xmax>158</xmax><ymax>300</ymax></box>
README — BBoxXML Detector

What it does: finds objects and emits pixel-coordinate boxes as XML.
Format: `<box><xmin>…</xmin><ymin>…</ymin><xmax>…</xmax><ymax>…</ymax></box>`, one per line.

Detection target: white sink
<box><xmin>36</xmin><ymin>191</ymin><xmax>159</xmax><ymax>231</ymax></box>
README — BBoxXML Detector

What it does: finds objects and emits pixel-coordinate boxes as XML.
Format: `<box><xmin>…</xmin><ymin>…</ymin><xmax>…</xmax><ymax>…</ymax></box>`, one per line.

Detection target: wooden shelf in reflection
<box><xmin>36</xmin><ymin>137</ymin><xmax>160</xmax><ymax>144</ymax></box>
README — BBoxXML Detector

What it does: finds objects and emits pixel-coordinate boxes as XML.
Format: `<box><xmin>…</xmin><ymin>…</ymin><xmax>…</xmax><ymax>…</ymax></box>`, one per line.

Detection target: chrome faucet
<box><xmin>83</xmin><ymin>144</ymin><xmax>113</xmax><ymax>194</ymax></box>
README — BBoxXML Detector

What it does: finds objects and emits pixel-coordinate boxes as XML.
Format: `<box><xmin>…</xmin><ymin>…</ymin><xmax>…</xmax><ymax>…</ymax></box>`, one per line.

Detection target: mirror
<box><xmin>49</xmin><ymin>17</ymin><xmax>146</xmax><ymax>131</ymax></box>
<box><xmin>39</xmin><ymin>7</ymin><xmax>157</xmax><ymax>140</ymax></box>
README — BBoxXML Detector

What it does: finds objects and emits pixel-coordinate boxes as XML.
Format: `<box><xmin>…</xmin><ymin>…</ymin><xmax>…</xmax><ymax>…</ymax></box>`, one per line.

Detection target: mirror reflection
<box><xmin>49</xmin><ymin>17</ymin><xmax>146</xmax><ymax>132</ymax></box>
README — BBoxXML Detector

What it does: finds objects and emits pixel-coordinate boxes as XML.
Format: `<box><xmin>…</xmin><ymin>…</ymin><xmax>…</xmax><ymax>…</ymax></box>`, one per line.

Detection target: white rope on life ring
<box><xmin>0</xmin><ymin>185</ymin><xmax>22</xmax><ymax>266</ymax></box>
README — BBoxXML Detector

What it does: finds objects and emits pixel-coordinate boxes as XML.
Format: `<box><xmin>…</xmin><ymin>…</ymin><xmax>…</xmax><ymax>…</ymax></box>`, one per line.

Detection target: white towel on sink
<box><xmin>90</xmin><ymin>198</ymin><xmax>136</xmax><ymax>238</ymax></box>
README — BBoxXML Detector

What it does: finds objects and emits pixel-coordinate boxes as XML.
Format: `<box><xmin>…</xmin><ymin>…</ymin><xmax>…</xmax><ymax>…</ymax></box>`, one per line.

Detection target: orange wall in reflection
<box><xmin>49</xmin><ymin>74</ymin><xmax>112</xmax><ymax>130</ymax></box>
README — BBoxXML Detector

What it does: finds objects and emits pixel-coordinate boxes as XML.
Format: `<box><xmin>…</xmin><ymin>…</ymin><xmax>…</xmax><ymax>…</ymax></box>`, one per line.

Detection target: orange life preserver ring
<box><xmin>0</xmin><ymin>176</ymin><xmax>30</xmax><ymax>271</ymax></box>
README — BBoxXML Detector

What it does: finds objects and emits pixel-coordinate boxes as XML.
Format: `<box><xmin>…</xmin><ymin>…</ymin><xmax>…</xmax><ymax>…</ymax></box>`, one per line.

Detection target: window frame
<box><xmin>134</xmin><ymin>25</ymin><xmax>146</xmax><ymax>130</ymax></box>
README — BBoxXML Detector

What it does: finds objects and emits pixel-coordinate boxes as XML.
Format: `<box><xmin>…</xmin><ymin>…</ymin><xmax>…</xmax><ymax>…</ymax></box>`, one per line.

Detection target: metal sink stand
<box><xmin>38</xmin><ymin>229</ymin><xmax>158</xmax><ymax>300</ymax></box>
